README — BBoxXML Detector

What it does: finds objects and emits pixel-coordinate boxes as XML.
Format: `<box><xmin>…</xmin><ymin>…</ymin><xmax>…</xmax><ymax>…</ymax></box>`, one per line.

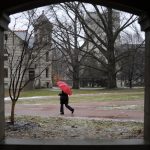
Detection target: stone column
<box><xmin>0</xmin><ymin>12</ymin><xmax>10</xmax><ymax>142</ymax></box>
<box><xmin>139</xmin><ymin>15</ymin><xmax>150</xmax><ymax>142</ymax></box>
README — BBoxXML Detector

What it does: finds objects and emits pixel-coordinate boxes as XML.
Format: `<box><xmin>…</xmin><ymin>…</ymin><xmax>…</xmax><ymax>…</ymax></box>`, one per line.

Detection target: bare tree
<box><xmin>49</xmin><ymin>2</ymin><xmax>89</xmax><ymax>89</ymax></box>
<box><xmin>68</xmin><ymin>3</ymin><xmax>138</xmax><ymax>89</ymax></box>
<box><xmin>5</xmin><ymin>10</ymin><xmax>53</xmax><ymax>124</ymax></box>
<box><xmin>118</xmin><ymin>28</ymin><xmax>145</xmax><ymax>88</ymax></box>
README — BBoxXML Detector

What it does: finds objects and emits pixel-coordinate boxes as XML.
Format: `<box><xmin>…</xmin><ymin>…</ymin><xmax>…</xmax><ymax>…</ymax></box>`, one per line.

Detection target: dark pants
<box><xmin>60</xmin><ymin>103</ymin><xmax>74</xmax><ymax>113</ymax></box>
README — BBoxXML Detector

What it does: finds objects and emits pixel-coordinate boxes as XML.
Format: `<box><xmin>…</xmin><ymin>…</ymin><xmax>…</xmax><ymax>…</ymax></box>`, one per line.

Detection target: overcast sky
<box><xmin>8</xmin><ymin>5</ymin><xmax>145</xmax><ymax>41</ymax></box>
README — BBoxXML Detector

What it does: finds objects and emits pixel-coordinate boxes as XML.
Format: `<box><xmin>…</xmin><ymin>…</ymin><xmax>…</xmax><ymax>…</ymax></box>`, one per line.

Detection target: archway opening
<box><xmin>4</xmin><ymin>1</ymin><xmax>144</xmax><ymax>141</ymax></box>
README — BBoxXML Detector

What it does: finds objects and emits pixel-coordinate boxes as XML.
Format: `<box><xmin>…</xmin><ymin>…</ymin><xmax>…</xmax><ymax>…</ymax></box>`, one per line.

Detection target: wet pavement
<box><xmin>5</xmin><ymin>99</ymin><xmax>144</xmax><ymax>122</ymax></box>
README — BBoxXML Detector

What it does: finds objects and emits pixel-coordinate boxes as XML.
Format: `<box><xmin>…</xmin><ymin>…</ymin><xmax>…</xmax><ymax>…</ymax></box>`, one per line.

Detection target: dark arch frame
<box><xmin>0</xmin><ymin>0</ymin><xmax>150</xmax><ymax>149</ymax></box>
<box><xmin>1</xmin><ymin>0</ymin><xmax>148</xmax><ymax>15</ymax></box>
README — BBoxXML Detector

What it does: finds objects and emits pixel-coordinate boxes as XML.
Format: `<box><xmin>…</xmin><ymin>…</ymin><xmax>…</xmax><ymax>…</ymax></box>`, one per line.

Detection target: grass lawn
<box><xmin>5</xmin><ymin>87</ymin><xmax>144</xmax><ymax>104</ymax></box>
<box><xmin>5</xmin><ymin>89</ymin><xmax>144</xmax><ymax>140</ymax></box>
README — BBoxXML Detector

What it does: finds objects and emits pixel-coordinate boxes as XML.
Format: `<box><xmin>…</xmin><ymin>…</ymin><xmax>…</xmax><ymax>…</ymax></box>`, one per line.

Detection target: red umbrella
<box><xmin>57</xmin><ymin>81</ymin><xmax>72</xmax><ymax>95</ymax></box>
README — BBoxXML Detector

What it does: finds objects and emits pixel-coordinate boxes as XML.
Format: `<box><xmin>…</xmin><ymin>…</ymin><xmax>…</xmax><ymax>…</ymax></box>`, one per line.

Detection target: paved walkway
<box><xmin>5</xmin><ymin>99</ymin><xmax>144</xmax><ymax>122</ymax></box>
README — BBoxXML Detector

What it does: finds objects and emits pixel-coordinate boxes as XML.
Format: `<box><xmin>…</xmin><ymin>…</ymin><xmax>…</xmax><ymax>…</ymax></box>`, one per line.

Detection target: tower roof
<box><xmin>33</xmin><ymin>10</ymin><xmax>52</xmax><ymax>28</ymax></box>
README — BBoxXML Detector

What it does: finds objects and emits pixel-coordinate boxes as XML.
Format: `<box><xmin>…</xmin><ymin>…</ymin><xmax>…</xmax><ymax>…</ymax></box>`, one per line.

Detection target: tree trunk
<box><xmin>107</xmin><ymin>65</ymin><xmax>117</xmax><ymax>89</ymax></box>
<box><xmin>72</xmin><ymin>65</ymin><xmax>80</xmax><ymax>89</ymax></box>
<box><xmin>107</xmin><ymin>46</ymin><xmax>117</xmax><ymax>89</ymax></box>
<box><xmin>72</xmin><ymin>12</ymin><xmax>80</xmax><ymax>89</ymax></box>
<box><xmin>107</xmin><ymin>47</ymin><xmax>117</xmax><ymax>89</ymax></box>
<box><xmin>10</xmin><ymin>100</ymin><xmax>16</xmax><ymax>125</ymax></box>
<box><xmin>106</xmin><ymin>8</ymin><xmax>117</xmax><ymax>89</ymax></box>
<box><xmin>129</xmin><ymin>79</ymin><xmax>132</xmax><ymax>88</ymax></box>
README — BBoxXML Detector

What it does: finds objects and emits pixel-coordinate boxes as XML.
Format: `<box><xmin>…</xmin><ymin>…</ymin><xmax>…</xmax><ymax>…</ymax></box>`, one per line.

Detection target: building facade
<box><xmin>4</xmin><ymin>12</ymin><xmax>53</xmax><ymax>89</ymax></box>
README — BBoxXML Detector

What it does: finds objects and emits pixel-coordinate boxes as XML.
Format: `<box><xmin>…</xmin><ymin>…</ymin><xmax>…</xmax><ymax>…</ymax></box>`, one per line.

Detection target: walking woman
<box><xmin>58</xmin><ymin>91</ymin><xmax>74</xmax><ymax>115</ymax></box>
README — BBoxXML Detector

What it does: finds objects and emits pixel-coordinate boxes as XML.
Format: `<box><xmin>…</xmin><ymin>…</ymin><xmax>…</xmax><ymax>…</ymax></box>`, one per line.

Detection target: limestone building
<box><xmin>4</xmin><ymin>12</ymin><xmax>53</xmax><ymax>89</ymax></box>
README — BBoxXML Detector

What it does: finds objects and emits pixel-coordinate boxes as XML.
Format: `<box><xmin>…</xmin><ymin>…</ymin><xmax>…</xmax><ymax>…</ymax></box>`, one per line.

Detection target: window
<box><xmin>46</xmin><ymin>51</ymin><xmax>49</xmax><ymax>62</ymax></box>
<box><xmin>4</xmin><ymin>55</ymin><xmax>8</xmax><ymax>61</ymax></box>
<box><xmin>35</xmin><ymin>64</ymin><xmax>37</xmax><ymax>69</ymax></box>
<box><xmin>46</xmin><ymin>67</ymin><xmax>49</xmax><ymax>78</ymax></box>
<box><xmin>4</xmin><ymin>48</ymin><xmax>8</xmax><ymax>55</ymax></box>
<box><xmin>4</xmin><ymin>33</ymin><xmax>8</xmax><ymax>41</ymax></box>
<box><xmin>4</xmin><ymin>68</ymin><xmax>8</xmax><ymax>78</ymax></box>
<box><xmin>46</xmin><ymin>82</ymin><xmax>49</xmax><ymax>88</ymax></box>
<box><xmin>29</xmin><ymin>69</ymin><xmax>35</xmax><ymax>80</ymax></box>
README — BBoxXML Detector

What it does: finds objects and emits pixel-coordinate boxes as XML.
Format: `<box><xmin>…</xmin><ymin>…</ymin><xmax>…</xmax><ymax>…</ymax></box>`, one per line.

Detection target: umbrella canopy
<box><xmin>57</xmin><ymin>81</ymin><xmax>72</xmax><ymax>95</ymax></box>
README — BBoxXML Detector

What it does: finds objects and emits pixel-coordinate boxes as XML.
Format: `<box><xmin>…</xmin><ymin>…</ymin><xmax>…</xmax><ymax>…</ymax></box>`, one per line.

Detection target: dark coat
<box><xmin>58</xmin><ymin>91</ymin><xmax>69</xmax><ymax>104</ymax></box>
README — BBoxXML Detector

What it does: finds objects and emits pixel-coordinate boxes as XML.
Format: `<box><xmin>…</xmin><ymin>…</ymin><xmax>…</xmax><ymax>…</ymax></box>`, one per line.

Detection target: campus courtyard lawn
<box><xmin>5</xmin><ymin>88</ymin><xmax>144</xmax><ymax>140</ymax></box>
<box><xmin>5</xmin><ymin>87</ymin><xmax>144</xmax><ymax>104</ymax></box>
